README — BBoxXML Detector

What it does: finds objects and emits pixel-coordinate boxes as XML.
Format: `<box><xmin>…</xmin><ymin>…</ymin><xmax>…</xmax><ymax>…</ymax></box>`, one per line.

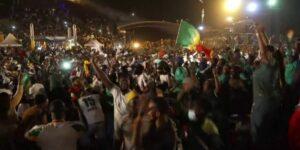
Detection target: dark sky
<box><xmin>98</xmin><ymin>0</ymin><xmax>300</xmax><ymax>32</ymax></box>
<box><xmin>1</xmin><ymin>0</ymin><xmax>299</xmax><ymax>29</ymax></box>
<box><xmin>99</xmin><ymin>0</ymin><xmax>213</xmax><ymax>25</ymax></box>
<box><xmin>1</xmin><ymin>0</ymin><xmax>299</xmax><ymax>38</ymax></box>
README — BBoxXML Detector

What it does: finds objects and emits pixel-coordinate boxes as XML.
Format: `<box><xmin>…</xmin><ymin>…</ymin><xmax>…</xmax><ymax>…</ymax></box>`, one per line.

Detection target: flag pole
<box><xmin>175</xmin><ymin>20</ymin><xmax>183</xmax><ymax>46</ymax></box>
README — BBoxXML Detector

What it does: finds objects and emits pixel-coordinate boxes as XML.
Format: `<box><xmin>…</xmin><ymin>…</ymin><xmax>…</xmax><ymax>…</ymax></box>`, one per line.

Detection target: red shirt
<box><xmin>68</xmin><ymin>85</ymin><xmax>82</xmax><ymax>103</ymax></box>
<box><xmin>289</xmin><ymin>107</ymin><xmax>300</xmax><ymax>150</ymax></box>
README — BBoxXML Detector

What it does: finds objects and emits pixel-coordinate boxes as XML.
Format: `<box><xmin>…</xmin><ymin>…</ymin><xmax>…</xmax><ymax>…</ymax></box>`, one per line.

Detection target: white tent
<box><xmin>0</xmin><ymin>33</ymin><xmax>22</xmax><ymax>47</ymax></box>
<box><xmin>84</xmin><ymin>39</ymin><xmax>104</xmax><ymax>49</ymax></box>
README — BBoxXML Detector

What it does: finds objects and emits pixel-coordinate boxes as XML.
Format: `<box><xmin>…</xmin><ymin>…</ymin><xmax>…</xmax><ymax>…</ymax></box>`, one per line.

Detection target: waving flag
<box><xmin>196</xmin><ymin>44</ymin><xmax>212</xmax><ymax>59</ymax></box>
<box><xmin>176</xmin><ymin>20</ymin><xmax>201</xmax><ymax>50</ymax></box>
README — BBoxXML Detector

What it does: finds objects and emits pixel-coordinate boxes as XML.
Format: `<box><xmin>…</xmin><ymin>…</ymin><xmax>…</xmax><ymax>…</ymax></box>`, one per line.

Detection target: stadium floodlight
<box><xmin>267</xmin><ymin>0</ymin><xmax>277</xmax><ymax>7</ymax></box>
<box><xmin>224</xmin><ymin>0</ymin><xmax>242</xmax><ymax>12</ymax></box>
<box><xmin>246</xmin><ymin>1</ymin><xmax>258</xmax><ymax>13</ymax></box>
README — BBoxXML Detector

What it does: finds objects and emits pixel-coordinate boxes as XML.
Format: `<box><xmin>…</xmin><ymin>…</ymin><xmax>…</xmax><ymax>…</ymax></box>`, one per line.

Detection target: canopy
<box><xmin>84</xmin><ymin>39</ymin><xmax>104</xmax><ymax>48</ymax></box>
<box><xmin>0</xmin><ymin>33</ymin><xmax>22</xmax><ymax>47</ymax></box>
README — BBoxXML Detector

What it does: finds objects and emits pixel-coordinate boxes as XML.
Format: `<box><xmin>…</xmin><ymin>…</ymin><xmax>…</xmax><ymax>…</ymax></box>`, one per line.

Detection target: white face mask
<box><xmin>188</xmin><ymin>109</ymin><xmax>197</xmax><ymax>121</ymax></box>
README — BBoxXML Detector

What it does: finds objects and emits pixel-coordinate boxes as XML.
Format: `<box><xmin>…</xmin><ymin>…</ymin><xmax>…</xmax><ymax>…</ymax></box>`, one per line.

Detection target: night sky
<box><xmin>99</xmin><ymin>0</ymin><xmax>300</xmax><ymax>40</ymax></box>
<box><xmin>99</xmin><ymin>0</ymin><xmax>217</xmax><ymax>25</ymax></box>
<box><xmin>99</xmin><ymin>0</ymin><xmax>300</xmax><ymax>29</ymax></box>
<box><xmin>0</xmin><ymin>0</ymin><xmax>299</xmax><ymax>37</ymax></box>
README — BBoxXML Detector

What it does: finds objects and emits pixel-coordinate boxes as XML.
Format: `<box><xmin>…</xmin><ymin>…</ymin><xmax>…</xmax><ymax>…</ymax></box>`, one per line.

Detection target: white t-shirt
<box><xmin>25</xmin><ymin>121</ymin><xmax>84</xmax><ymax>150</ymax></box>
<box><xmin>78</xmin><ymin>94</ymin><xmax>105</xmax><ymax>124</ymax></box>
<box><xmin>160</xmin><ymin>74</ymin><xmax>170</xmax><ymax>84</ymax></box>
<box><xmin>137</xmin><ymin>73</ymin><xmax>149</xmax><ymax>92</ymax></box>
<box><xmin>109</xmin><ymin>86</ymin><xmax>128</xmax><ymax>133</ymax></box>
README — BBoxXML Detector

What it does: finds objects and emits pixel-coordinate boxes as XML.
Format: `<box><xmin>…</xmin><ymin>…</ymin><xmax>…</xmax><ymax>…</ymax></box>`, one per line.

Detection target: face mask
<box><xmin>188</xmin><ymin>109</ymin><xmax>197</xmax><ymax>121</ymax></box>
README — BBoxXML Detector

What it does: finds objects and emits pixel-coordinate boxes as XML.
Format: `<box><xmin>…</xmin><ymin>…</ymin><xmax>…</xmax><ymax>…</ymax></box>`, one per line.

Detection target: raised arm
<box><xmin>255</xmin><ymin>24</ymin><xmax>269</xmax><ymax>63</ymax></box>
<box><xmin>10</xmin><ymin>73</ymin><xmax>24</xmax><ymax>109</ymax></box>
<box><xmin>91</xmin><ymin>58</ymin><xmax>114</xmax><ymax>89</ymax></box>
<box><xmin>212</xmin><ymin>68</ymin><xmax>220</xmax><ymax>95</ymax></box>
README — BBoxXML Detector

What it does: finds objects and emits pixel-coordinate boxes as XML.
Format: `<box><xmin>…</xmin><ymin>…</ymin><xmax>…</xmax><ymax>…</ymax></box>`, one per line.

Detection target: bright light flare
<box><xmin>132</xmin><ymin>42</ymin><xmax>140</xmax><ymax>49</ymax></box>
<box><xmin>226</xmin><ymin>16</ymin><xmax>234</xmax><ymax>23</ymax></box>
<box><xmin>62</xmin><ymin>61</ymin><xmax>72</xmax><ymax>70</ymax></box>
<box><xmin>198</xmin><ymin>25</ymin><xmax>204</xmax><ymax>31</ymax></box>
<box><xmin>224</xmin><ymin>0</ymin><xmax>242</xmax><ymax>12</ymax></box>
<box><xmin>267</xmin><ymin>0</ymin><xmax>277</xmax><ymax>7</ymax></box>
<box><xmin>246</xmin><ymin>2</ymin><xmax>258</xmax><ymax>13</ymax></box>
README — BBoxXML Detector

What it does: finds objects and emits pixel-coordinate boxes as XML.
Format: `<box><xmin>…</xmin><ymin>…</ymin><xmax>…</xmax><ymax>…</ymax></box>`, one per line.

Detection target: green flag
<box><xmin>176</xmin><ymin>20</ymin><xmax>201</xmax><ymax>50</ymax></box>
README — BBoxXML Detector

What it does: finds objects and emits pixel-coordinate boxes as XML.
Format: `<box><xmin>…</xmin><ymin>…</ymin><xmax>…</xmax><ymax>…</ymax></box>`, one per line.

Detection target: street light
<box><xmin>246</xmin><ymin>2</ymin><xmax>258</xmax><ymax>13</ymax></box>
<box><xmin>64</xmin><ymin>21</ymin><xmax>68</xmax><ymax>28</ymax></box>
<box><xmin>132</xmin><ymin>42</ymin><xmax>140</xmax><ymax>49</ymax></box>
<box><xmin>198</xmin><ymin>25</ymin><xmax>204</xmax><ymax>31</ymax></box>
<box><xmin>131</xmin><ymin>12</ymin><xmax>135</xmax><ymax>17</ymax></box>
<box><xmin>11</xmin><ymin>25</ymin><xmax>16</xmax><ymax>30</ymax></box>
<box><xmin>224</xmin><ymin>0</ymin><xmax>242</xmax><ymax>12</ymax></box>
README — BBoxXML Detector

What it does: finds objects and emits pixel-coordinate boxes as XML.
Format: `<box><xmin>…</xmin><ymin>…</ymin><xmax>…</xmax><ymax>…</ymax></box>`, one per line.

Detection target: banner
<box><xmin>30</xmin><ymin>23</ymin><xmax>35</xmax><ymax>50</ymax></box>
<box><xmin>72</xmin><ymin>24</ymin><xmax>77</xmax><ymax>46</ymax></box>
<box><xmin>30</xmin><ymin>39</ymin><xmax>35</xmax><ymax>50</ymax></box>
<box><xmin>67</xmin><ymin>27</ymin><xmax>72</xmax><ymax>39</ymax></box>
<box><xmin>30</xmin><ymin>23</ymin><xmax>35</xmax><ymax>40</ymax></box>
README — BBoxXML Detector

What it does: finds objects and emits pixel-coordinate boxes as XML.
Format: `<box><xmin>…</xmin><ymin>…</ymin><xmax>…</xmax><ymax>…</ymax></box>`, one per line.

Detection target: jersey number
<box><xmin>83</xmin><ymin>98</ymin><xmax>96</xmax><ymax>108</ymax></box>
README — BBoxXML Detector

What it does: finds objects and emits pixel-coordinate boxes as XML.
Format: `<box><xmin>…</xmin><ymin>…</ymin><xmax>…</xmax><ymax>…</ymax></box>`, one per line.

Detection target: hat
<box><xmin>29</xmin><ymin>83</ymin><xmax>45</xmax><ymax>98</ymax></box>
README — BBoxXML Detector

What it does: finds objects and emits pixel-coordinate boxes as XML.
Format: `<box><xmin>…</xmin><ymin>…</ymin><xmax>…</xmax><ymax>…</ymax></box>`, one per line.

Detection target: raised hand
<box><xmin>18</xmin><ymin>72</ymin><xmax>24</xmax><ymax>85</ymax></box>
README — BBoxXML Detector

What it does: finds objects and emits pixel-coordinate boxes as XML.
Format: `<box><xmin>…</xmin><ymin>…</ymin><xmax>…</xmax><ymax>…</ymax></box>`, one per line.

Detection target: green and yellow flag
<box><xmin>176</xmin><ymin>20</ymin><xmax>201</xmax><ymax>50</ymax></box>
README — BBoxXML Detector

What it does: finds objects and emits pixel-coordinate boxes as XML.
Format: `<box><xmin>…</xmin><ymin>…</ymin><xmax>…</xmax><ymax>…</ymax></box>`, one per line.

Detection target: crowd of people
<box><xmin>1</xmin><ymin>3</ymin><xmax>300</xmax><ymax>150</ymax></box>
